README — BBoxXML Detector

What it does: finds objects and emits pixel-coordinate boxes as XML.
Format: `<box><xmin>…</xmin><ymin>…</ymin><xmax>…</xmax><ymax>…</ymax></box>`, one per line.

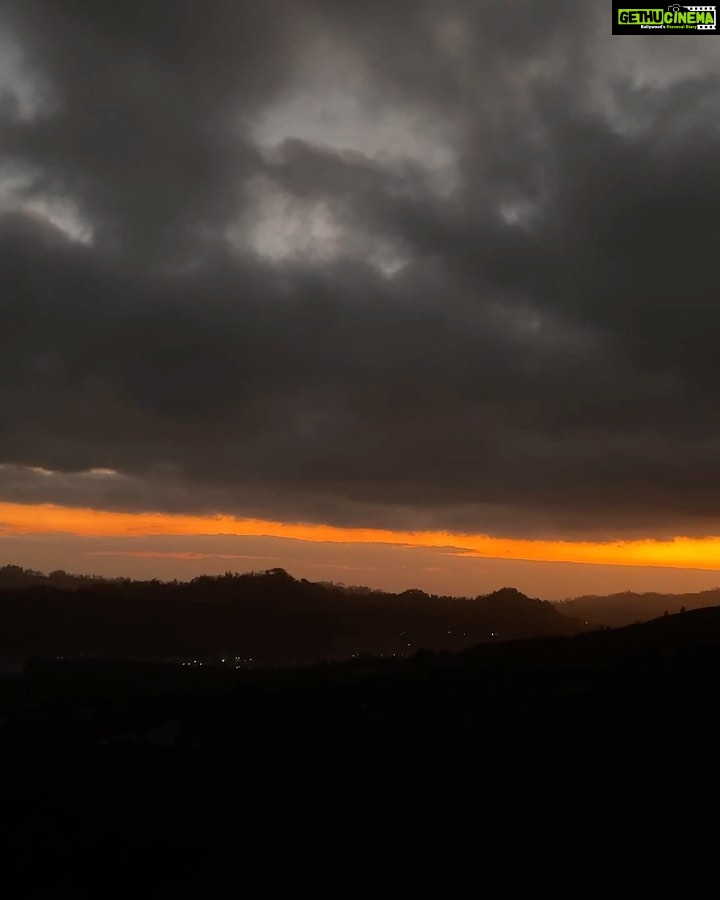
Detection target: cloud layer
<box><xmin>1</xmin><ymin>1</ymin><xmax>719</xmax><ymax>540</ymax></box>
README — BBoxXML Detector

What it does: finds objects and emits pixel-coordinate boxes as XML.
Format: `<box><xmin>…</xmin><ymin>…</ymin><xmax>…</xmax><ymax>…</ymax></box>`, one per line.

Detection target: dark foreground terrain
<box><xmin>2</xmin><ymin>603</ymin><xmax>719</xmax><ymax>889</ymax></box>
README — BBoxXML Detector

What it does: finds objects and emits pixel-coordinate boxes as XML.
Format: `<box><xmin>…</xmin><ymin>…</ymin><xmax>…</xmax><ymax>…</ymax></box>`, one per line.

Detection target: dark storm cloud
<box><xmin>1</xmin><ymin>0</ymin><xmax>720</xmax><ymax>539</ymax></box>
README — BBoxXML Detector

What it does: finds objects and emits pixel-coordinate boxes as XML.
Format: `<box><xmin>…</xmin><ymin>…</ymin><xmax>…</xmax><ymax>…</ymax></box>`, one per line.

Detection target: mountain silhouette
<box><xmin>0</xmin><ymin>565</ymin><xmax>584</xmax><ymax>667</ymax></box>
<box><xmin>557</xmin><ymin>587</ymin><xmax>720</xmax><ymax>627</ymax></box>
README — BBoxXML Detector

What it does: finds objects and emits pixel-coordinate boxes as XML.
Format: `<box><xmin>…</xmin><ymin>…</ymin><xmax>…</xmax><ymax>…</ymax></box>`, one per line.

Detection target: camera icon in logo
<box><xmin>668</xmin><ymin>3</ymin><xmax>686</xmax><ymax>10</ymax></box>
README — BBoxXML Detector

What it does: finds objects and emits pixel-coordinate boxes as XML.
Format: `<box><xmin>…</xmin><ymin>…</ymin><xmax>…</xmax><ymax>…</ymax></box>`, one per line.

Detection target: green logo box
<box><xmin>612</xmin><ymin>3</ymin><xmax>718</xmax><ymax>33</ymax></box>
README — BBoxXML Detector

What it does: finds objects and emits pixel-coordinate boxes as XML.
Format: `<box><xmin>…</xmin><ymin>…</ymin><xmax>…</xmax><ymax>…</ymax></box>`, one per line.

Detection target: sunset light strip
<box><xmin>0</xmin><ymin>502</ymin><xmax>719</xmax><ymax>571</ymax></box>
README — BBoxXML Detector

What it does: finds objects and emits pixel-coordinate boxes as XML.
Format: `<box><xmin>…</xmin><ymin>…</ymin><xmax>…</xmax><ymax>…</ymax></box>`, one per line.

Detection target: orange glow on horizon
<box><xmin>1</xmin><ymin>501</ymin><xmax>719</xmax><ymax>571</ymax></box>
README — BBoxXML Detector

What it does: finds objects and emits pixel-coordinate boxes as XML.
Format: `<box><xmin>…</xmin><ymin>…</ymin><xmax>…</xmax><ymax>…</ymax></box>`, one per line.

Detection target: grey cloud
<box><xmin>1</xmin><ymin>1</ymin><xmax>719</xmax><ymax>540</ymax></box>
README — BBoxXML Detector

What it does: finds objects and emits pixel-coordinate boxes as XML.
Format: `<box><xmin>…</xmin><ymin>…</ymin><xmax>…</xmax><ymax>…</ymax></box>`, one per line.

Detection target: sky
<box><xmin>1</xmin><ymin>1</ymin><xmax>719</xmax><ymax>599</ymax></box>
